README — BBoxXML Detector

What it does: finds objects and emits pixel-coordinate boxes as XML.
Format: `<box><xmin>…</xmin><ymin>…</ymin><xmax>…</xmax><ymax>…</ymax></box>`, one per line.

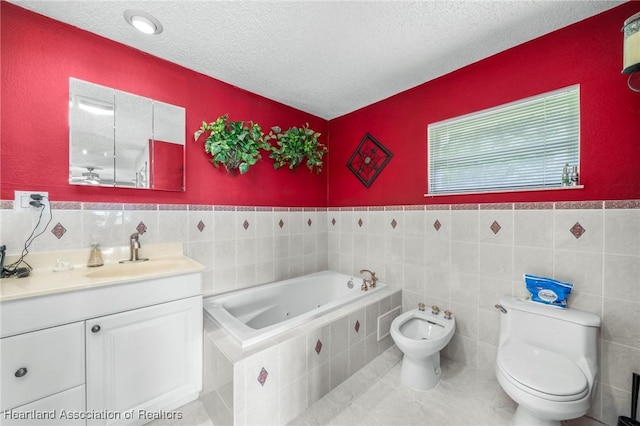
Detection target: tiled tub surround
<box><xmin>202</xmin><ymin>286</ymin><xmax>401</xmax><ymax>425</ymax></box>
<box><xmin>0</xmin><ymin>202</ymin><xmax>329</xmax><ymax>297</ymax></box>
<box><xmin>204</xmin><ymin>270</ymin><xmax>391</xmax><ymax>348</ymax></box>
<box><xmin>328</xmin><ymin>201</ymin><xmax>640</xmax><ymax>426</ymax></box>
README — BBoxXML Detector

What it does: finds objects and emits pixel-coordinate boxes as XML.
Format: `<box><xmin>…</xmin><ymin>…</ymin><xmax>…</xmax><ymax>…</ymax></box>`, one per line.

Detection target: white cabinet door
<box><xmin>2</xmin><ymin>385</ymin><xmax>86</xmax><ymax>426</ymax></box>
<box><xmin>86</xmin><ymin>297</ymin><xmax>202</xmax><ymax>425</ymax></box>
<box><xmin>0</xmin><ymin>322</ymin><xmax>85</xmax><ymax>411</ymax></box>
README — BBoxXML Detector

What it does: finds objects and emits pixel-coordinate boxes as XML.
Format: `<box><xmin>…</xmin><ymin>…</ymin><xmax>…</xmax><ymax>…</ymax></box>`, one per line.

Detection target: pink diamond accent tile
<box><xmin>391</xmin><ymin>219</ymin><xmax>398</xmax><ymax>229</ymax></box>
<box><xmin>358</xmin><ymin>218</ymin><xmax>363</xmax><ymax>227</ymax></box>
<box><xmin>243</xmin><ymin>220</ymin><xmax>250</xmax><ymax>230</ymax></box>
<box><xmin>433</xmin><ymin>220</ymin><xmax>441</xmax><ymax>231</ymax></box>
<box><xmin>315</xmin><ymin>339</ymin><xmax>323</xmax><ymax>354</ymax></box>
<box><xmin>136</xmin><ymin>221</ymin><xmax>147</xmax><ymax>234</ymax></box>
<box><xmin>354</xmin><ymin>320</ymin><xmax>360</xmax><ymax>333</ymax></box>
<box><xmin>257</xmin><ymin>367</ymin><xmax>268</xmax><ymax>387</ymax></box>
<box><xmin>278</xmin><ymin>219</ymin><xmax>284</xmax><ymax>228</ymax></box>
<box><xmin>51</xmin><ymin>223</ymin><xmax>67</xmax><ymax>239</ymax></box>
<box><xmin>490</xmin><ymin>220</ymin><xmax>502</xmax><ymax>235</ymax></box>
<box><xmin>197</xmin><ymin>220</ymin><xmax>206</xmax><ymax>232</ymax></box>
<box><xmin>570</xmin><ymin>222</ymin><xmax>586</xmax><ymax>239</ymax></box>
<box><xmin>307</xmin><ymin>218</ymin><xmax>312</xmax><ymax>227</ymax></box>
<box><xmin>331</xmin><ymin>218</ymin><xmax>336</xmax><ymax>226</ymax></box>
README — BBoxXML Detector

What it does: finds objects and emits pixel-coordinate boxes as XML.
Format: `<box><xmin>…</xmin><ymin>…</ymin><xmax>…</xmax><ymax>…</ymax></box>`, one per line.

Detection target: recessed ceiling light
<box><xmin>124</xmin><ymin>9</ymin><xmax>163</xmax><ymax>35</ymax></box>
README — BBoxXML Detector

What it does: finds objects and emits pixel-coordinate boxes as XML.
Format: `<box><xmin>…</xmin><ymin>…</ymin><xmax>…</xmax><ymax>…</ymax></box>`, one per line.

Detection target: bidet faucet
<box><xmin>359</xmin><ymin>269</ymin><xmax>378</xmax><ymax>291</ymax></box>
<box><xmin>120</xmin><ymin>232</ymin><xmax>149</xmax><ymax>263</ymax></box>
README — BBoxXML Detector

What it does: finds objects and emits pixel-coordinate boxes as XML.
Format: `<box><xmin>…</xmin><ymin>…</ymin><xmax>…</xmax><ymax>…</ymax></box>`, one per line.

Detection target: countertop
<box><xmin>0</xmin><ymin>243</ymin><xmax>205</xmax><ymax>302</ymax></box>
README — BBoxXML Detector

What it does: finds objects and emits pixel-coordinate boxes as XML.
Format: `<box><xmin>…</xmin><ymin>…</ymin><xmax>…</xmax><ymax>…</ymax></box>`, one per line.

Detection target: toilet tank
<box><xmin>497</xmin><ymin>297</ymin><xmax>601</xmax><ymax>382</ymax></box>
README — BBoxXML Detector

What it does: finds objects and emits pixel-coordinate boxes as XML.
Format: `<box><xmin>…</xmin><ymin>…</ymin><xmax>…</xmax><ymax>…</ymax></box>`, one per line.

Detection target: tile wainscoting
<box><xmin>327</xmin><ymin>201</ymin><xmax>640</xmax><ymax>426</ymax></box>
<box><xmin>0</xmin><ymin>202</ymin><xmax>329</xmax><ymax>296</ymax></box>
<box><xmin>2</xmin><ymin>199</ymin><xmax>639</xmax><ymax>424</ymax></box>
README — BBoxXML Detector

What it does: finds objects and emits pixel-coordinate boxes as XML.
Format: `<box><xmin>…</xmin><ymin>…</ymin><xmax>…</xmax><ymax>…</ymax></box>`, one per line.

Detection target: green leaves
<box><xmin>193</xmin><ymin>115</ymin><xmax>267</xmax><ymax>174</ymax></box>
<box><xmin>265</xmin><ymin>123</ymin><xmax>327</xmax><ymax>174</ymax></box>
<box><xmin>194</xmin><ymin>116</ymin><xmax>327</xmax><ymax>175</ymax></box>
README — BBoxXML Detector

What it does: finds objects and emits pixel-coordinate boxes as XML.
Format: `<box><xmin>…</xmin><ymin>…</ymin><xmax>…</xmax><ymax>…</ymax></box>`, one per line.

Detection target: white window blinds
<box><xmin>427</xmin><ymin>85</ymin><xmax>580</xmax><ymax>195</ymax></box>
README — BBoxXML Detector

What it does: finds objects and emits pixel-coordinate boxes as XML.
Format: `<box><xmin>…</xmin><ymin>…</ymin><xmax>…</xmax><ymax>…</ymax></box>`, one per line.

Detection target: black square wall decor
<box><xmin>347</xmin><ymin>133</ymin><xmax>393</xmax><ymax>188</ymax></box>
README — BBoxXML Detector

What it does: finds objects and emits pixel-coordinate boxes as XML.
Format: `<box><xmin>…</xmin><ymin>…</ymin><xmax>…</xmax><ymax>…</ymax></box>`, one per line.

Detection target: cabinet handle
<box><xmin>15</xmin><ymin>367</ymin><xmax>28</xmax><ymax>378</ymax></box>
<box><xmin>91</xmin><ymin>325</ymin><xmax>101</xmax><ymax>333</ymax></box>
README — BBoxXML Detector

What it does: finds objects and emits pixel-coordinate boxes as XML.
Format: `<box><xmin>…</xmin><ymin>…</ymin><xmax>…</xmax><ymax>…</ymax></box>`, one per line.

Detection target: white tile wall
<box><xmin>3</xmin><ymin>198</ymin><xmax>639</xmax><ymax>425</ymax></box>
<box><xmin>327</xmin><ymin>201</ymin><xmax>640</xmax><ymax>426</ymax></box>
<box><xmin>0</xmin><ymin>202</ymin><xmax>328</xmax><ymax>297</ymax></box>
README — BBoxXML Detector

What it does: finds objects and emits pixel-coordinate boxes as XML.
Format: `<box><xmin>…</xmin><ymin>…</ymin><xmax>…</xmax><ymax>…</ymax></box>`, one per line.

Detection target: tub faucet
<box><xmin>120</xmin><ymin>232</ymin><xmax>149</xmax><ymax>263</ymax></box>
<box><xmin>359</xmin><ymin>269</ymin><xmax>378</xmax><ymax>291</ymax></box>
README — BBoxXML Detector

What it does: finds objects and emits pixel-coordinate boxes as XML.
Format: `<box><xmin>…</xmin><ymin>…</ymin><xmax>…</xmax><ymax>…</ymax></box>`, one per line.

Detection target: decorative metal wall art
<box><xmin>347</xmin><ymin>133</ymin><xmax>393</xmax><ymax>188</ymax></box>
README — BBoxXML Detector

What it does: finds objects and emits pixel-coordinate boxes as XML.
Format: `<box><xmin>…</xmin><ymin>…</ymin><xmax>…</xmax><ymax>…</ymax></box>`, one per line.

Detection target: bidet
<box><xmin>390</xmin><ymin>305</ymin><xmax>455</xmax><ymax>390</ymax></box>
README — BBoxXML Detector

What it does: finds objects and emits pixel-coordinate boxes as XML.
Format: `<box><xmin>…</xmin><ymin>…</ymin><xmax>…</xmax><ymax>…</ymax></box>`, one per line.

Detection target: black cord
<box><xmin>4</xmin><ymin>196</ymin><xmax>52</xmax><ymax>275</ymax></box>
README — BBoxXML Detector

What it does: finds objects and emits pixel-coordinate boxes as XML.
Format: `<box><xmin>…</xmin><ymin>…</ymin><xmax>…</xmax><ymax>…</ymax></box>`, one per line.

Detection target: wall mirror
<box><xmin>69</xmin><ymin>78</ymin><xmax>186</xmax><ymax>191</ymax></box>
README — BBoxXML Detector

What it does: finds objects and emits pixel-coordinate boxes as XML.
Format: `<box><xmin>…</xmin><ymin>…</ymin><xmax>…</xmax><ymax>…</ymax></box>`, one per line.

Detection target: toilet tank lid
<box><xmin>499</xmin><ymin>296</ymin><xmax>601</xmax><ymax>327</ymax></box>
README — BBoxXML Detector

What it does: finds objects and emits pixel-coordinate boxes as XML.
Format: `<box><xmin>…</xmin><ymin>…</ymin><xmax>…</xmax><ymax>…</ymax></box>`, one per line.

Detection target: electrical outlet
<box><xmin>14</xmin><ymin>191</ymin><xmax>49</xmax><ymax>212</ymax></box>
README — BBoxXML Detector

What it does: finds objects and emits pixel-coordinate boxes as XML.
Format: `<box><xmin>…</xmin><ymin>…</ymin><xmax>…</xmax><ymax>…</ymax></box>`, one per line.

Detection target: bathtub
<box><xmin>203</xmin><ymin>270</ymin><xmax>387</xmax><ymax>348</ymax></box>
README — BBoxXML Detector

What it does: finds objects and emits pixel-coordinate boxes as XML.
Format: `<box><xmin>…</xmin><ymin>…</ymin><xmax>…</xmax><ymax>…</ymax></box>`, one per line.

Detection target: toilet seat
<box><xmin>497</xmin><ymin>342</ymin><xmax>588</xmax><ymax>402</ymax></box>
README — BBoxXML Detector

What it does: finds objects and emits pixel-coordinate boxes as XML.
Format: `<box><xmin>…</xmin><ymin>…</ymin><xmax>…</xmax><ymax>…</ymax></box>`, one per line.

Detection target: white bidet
<box><xmin>390</xmin><ymin>306</ymin><xmax>455</xmax><ymax>390</ymax></box>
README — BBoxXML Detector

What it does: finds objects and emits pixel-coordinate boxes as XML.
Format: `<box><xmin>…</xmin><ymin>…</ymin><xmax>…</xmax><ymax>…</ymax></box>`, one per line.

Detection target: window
<box><xmin>427</xmin><ymin>85</ymin><xmax>580</xmax><ymax>195</ymax></box>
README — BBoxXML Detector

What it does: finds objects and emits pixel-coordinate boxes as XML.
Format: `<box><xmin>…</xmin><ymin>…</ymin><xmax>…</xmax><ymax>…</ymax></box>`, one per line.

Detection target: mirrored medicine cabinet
<box><xmin>69</xmin><ymin>78</ymin><xmax>186</xmax><ymax>191</ymax></box>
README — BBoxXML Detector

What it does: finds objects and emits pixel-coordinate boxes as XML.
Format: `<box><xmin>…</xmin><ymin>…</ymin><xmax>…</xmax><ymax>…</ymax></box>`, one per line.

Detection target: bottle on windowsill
<box><xmin>561</xmin><ymin>164</ymin><xmax>570</xmax><ymax>187</ymax></box>
<box><xmin>570</xmin><ymin>165</ymin><xmax>579</xmax><ymax>187</ymax></box>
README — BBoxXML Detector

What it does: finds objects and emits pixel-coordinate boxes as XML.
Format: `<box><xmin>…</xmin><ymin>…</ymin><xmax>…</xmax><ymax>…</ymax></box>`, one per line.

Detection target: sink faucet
<box><xmin>120</xmin><ymin>232</ymin><xmax>149</xmax><ymax>263</ymax></box>
<box><xmin>359</xmin><ymin>269</ymin><xmax>378</xmax><ymax>291</ymax></box>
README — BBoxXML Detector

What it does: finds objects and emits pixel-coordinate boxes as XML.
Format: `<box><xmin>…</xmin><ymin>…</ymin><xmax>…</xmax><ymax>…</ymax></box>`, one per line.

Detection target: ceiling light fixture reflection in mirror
<box><xmin>69</xmin><ymin>78</ymin><xmax>186</xmax><ymax>191</ymax></box>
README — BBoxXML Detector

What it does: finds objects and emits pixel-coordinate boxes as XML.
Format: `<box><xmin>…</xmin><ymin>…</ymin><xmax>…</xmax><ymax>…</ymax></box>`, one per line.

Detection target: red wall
<box><xmin>327</xmin><ymin>2</ymin><xmax>640</xmax><ymax>206</ymax></box>
<box><xmin>3</xmin><ymin>3</ymin><xmax>640</xmax><ymax>208</ymax></box>
<box><xmin>0</xmin><ymin>2</ymin><xmax>328</xmax><ymax>207</ymax></box>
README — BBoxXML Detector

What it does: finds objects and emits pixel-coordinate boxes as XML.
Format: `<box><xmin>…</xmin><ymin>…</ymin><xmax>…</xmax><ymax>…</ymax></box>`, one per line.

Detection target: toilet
<box><xmin>495</xmin><ymin>296</ymin><xmax>601</xmax><ymax>426</ymax></box>
<box><xmin>390</xmin><ymin>304</ymin><xmax>455</xmax><ymax>390</ymax></box>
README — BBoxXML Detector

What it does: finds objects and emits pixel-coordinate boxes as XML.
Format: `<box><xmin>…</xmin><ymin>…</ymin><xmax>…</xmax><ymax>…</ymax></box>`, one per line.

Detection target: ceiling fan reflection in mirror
<box><xmin>70</xmin><ymin>166</ymin><xmax>104</xmax><ymax>185</ymax></box>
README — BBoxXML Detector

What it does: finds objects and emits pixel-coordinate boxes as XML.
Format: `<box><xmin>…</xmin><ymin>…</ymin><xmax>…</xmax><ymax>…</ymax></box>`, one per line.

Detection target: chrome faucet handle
<box><xmin>361</xmin><ymin>279</ymin><xmax>369</xmax><ymax>291</ymax></box>
<box><xmin>431</xmin><ymin>305</ymin><xmax>440</xmax><ymax>315</ymax></box>
<box><xmin>418</xmin><ymin>303</ymin><xmax>426</xmax><ymax>311</ymax></box>
<box><xmin>444</xmin><ymin>310</ymin><xmax>453</xmax><ymax>320</ymax></box>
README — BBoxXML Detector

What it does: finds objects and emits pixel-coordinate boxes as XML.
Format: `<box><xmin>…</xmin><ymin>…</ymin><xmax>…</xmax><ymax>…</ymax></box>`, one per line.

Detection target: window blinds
<box><xmin>428</xmin><ymin>85</ymin><xmax>580</xmax><ymax>195</ymax></box>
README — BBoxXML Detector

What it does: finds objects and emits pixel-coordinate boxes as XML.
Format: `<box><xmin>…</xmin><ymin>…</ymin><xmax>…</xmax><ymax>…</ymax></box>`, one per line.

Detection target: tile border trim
<box><xmin>3</xmin><ymin>199</ymin><xmax>640</xmax><ymax>211</ymax></box>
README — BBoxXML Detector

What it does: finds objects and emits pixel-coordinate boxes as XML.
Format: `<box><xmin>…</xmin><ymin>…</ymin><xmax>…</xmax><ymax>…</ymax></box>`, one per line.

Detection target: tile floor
<box><xmin>154</xmin><ymin>346</ymin><xmax>607</xmax><ymax>426</ymax></box>
<box><xmin>290</xmin><ymin>347</ymin><xmax>515</xmax><ymax>426</ymax></box>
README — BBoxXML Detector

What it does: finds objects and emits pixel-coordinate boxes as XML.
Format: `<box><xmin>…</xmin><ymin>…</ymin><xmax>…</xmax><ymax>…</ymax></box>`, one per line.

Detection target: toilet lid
<box><xmin>498</xmin><ymin>342</ymin><xmax>588</xmax><ymax>399</ymax></box>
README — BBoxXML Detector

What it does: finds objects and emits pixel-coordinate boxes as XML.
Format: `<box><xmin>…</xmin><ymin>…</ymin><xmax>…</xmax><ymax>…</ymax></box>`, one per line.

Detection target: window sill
<box><xmin>424</xmin><ymin>185</ymin><xmax>584</xmax><ymax>198</ymax></box>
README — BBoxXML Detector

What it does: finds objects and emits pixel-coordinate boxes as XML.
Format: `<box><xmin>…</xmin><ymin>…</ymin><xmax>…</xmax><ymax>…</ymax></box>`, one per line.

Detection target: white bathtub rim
<box><xmin>205</xmin><ymin>285</ymin><xmax>401</xmax><ymax>362</ymax></box>
<box><xmin>203</xmin><ymin>270</ymin><xmax>389</xmax><ymax>349</ymax></box>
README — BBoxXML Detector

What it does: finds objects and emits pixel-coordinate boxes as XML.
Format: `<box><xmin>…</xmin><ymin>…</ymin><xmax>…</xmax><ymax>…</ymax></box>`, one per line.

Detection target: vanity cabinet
<box><xmin>86</xmin><ymin>296</ymin><xmax>202</xmax><ymax>425</ymax></box>
<box><xmin>0</xmin><ymin>272</ymin><xmax>202</xmax><ymax>426</ymax></box>
<box><xmin>2</xmin><ymin>386</ymin><xmax>86</xmax><ymax>426</ymax></box>
<box><xmin>1</xmin><ymin>322</ymin><xmax>86</xmax><ymax>425</ymax></box>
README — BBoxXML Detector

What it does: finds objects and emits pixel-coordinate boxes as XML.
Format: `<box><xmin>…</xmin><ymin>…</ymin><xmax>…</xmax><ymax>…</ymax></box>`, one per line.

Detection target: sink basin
<box><xmin>84</xmin><ymin>259</ymin><xmax>187</xmax><ymax>279</ymax></box>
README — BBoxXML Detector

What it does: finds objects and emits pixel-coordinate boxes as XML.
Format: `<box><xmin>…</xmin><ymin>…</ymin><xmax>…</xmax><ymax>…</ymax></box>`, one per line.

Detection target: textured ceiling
<box><xmin>9</xmin><ymin>1</ymin><xmax>623</xmax><ymax>119</ymax></box>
